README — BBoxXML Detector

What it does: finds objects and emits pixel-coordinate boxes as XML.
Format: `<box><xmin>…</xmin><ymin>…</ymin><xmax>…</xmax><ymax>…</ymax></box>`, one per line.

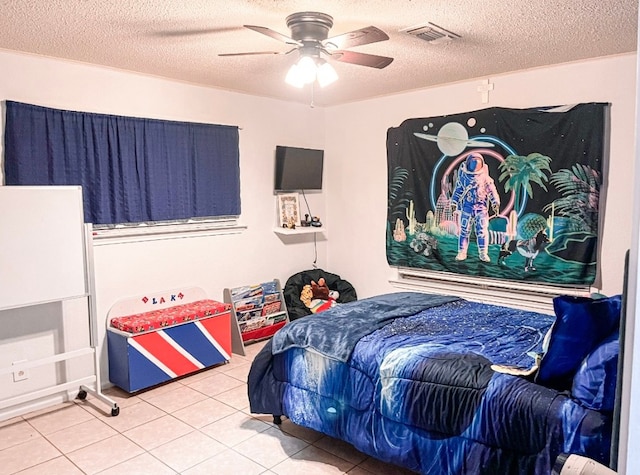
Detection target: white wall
<box><xmin>0</xmin><ymin>49</ymin><xmax>328</xmax><ymax>412</ymax></box>
<box><xmin>324</xmin><ymin>54</ymin><xmax>637</xmax><ymax>300</ymax></box>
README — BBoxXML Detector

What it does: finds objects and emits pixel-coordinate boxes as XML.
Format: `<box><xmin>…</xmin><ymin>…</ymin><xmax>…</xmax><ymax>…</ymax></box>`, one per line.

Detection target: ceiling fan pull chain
<box><xmin>310</xmin><ymin>81</ymin><xmax>316</xmax><ymax>108</ymax></box>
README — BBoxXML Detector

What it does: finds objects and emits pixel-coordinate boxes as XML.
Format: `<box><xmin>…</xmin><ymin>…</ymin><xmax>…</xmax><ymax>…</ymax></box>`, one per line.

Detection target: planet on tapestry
<box><xmin>386</xmin><ymin>103</ymin><xmax>609</xmax><ymax>286</ymax></box>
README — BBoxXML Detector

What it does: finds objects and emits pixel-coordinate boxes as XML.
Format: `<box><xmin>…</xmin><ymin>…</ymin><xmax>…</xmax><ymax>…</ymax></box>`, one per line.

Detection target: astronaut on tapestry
<box><xmin>451</xmin><ymin>152</ymin><xmax>500</xmax><ymax>262</ymax></box>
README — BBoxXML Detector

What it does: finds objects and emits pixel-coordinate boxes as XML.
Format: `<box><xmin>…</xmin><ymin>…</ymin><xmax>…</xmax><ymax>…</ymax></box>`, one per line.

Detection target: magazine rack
<box><xmin>224</xmin><ymin>279</ymin><xmax>289</xmax><ymax>356</ymax></box>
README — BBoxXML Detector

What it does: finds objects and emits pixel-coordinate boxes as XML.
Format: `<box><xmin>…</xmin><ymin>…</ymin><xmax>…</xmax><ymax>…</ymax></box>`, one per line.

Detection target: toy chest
<box><xmin>107</xmin><ymin>288</ymin><xmax>231</xmax><ymax>393</ymax></box>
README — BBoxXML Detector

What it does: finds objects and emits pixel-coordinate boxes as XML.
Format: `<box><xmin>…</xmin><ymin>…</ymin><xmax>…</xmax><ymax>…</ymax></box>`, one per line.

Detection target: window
<box><xmin>4</xmin><ymin>101</ymin><xmax>240</xmax><ymax>227</ymax></box>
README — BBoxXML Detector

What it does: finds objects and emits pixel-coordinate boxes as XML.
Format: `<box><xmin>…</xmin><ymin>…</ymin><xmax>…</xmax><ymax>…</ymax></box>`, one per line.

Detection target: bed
<box><xmin>248</xmin><ymin>291</ymin><xmax>621</xmax><ymax>475</ymax></box>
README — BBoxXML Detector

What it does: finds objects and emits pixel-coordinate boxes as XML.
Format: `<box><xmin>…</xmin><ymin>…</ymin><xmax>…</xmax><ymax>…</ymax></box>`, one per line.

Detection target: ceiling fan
<box><xmin>219</xmin><ymin>12</ymin><xmax>393</xmax><ymax>88</ymax></box>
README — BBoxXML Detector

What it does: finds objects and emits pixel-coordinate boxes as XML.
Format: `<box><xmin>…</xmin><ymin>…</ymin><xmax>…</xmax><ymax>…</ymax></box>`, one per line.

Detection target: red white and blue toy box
<box><xmin>107</xmin><ymin>287</ymin><xmax>232</xmax><ymax>393</ymax></box>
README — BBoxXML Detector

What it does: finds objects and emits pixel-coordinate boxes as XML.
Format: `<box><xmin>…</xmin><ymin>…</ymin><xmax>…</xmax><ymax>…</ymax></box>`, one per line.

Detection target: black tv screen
<box><xmin>274</xmin><ymin>146</ymin><xmax>324</xmax><ymax>191</ymax></box>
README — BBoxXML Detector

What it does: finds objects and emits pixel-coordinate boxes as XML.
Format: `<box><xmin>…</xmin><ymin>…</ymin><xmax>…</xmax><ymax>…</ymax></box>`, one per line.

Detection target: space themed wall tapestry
<box><xmin>386</xmin><ymin>103</ymin><xmax>609</xmax><ymax>286</ymax></box>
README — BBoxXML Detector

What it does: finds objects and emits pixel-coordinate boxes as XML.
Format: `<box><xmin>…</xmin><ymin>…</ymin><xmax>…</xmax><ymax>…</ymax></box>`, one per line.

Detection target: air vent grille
<box><xmin>400</xmin><ymin>22</ymin><xmax>461</xmax><ymax>44</ymax></box>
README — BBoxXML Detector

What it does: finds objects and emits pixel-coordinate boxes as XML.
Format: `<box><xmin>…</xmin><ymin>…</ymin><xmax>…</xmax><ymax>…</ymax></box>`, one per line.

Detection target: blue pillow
<box><xmin>571</xmin><ymin>330</ymin><xmax>619</xmax><ymax>411</ymax></box>
<box><xmin>535</xmin><ymin>294</ymin><xmax>621</xmax><ymax>389</ymax></box>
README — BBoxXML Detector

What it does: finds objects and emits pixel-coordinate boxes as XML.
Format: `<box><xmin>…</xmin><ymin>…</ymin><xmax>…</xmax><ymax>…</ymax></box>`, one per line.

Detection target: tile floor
<box><xmin>0</xmin><ymin>341</ymin><xmax>416</xmax><ymax>475</ymax></box>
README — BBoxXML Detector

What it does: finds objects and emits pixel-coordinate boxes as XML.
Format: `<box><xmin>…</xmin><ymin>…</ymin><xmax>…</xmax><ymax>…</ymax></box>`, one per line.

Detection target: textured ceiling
<box><xmin>1</xmin><ymin>0</ymin><xmax>637</xmax><ymax>106</ymax></box>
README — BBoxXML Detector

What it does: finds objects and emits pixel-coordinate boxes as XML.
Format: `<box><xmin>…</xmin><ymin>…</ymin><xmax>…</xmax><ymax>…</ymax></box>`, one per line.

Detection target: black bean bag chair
<box><xmin>283</xmin><ymin>269</ymin><xmax>357</xmax><ymax>321</ymax></box>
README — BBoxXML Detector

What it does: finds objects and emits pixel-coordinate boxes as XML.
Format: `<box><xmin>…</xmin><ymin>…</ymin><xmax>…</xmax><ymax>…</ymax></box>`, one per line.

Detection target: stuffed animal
<box><xmin>300</xmin><ymin>277</ymin><xmax>340</xmax><ymax>314</ymax></box>
<box><xmin>300</xmin><ymin>284</ymin><xmax>313</xmax><ymax>308</ymax></box>
<box><xmin>310</xmin><ymin>278</ymin><xmax>330</xmax><ymax>300</ymax></box>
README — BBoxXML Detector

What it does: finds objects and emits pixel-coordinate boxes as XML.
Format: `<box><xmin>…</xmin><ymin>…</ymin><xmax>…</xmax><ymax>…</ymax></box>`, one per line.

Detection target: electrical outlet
<box><xmin>12</xmin><ymin>360</ymin><xmax>29</xmax><ymax>382</ymax></box>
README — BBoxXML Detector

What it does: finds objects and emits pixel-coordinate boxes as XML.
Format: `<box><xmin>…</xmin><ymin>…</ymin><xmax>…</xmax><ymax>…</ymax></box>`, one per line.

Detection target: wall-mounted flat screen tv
<box><xmin>274</xmin><ymin>145</ymin><xmax>324</xmax><ymax>191</ymax></box>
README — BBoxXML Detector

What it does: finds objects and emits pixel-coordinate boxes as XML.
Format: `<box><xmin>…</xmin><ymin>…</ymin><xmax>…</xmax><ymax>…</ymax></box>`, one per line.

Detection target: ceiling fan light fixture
<box><xmin>316</xmin><ymin>60</ymin><xmax>338</xmax><ymax>88</ymax></box>
<box><xmin>297</xmin><ymin>55</ymin><xmax>317</xmax><ymax>84</ymax></box>
<box><xmin>285</xmin><ymin>63</ymin><xmax>305</xmax><ymax>88</ymax></box>
<box><xmin>285</xmin><ymin>55</ymin><xmax>339</xmax><ymax>88</ymax></box>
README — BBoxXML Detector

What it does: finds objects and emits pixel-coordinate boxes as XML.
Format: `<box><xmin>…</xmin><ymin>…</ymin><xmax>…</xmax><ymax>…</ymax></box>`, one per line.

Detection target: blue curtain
<box><xmin>4</xmin><ymin>101</ymin><xmax>240</xmax><ymax>225</ymax></box>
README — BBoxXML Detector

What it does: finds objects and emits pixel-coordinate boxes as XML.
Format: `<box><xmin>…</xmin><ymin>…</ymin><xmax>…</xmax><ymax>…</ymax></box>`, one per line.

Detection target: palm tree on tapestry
<box><xmin>388</xmin><ymin>166</ymin><xmax>413</xmax><ymax>222</ymax></box>
<box><xmin>498</xmin><ymin>152</ymin><xmax>552</xmax><ymax>214</ymax></box>
<box><xmin>543</xmin><ymin>164</ymin><xmax>600</xmax><ymax>235</ymax></box>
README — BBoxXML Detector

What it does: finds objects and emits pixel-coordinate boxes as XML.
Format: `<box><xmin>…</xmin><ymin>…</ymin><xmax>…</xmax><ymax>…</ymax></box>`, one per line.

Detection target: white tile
<box><xmin>143</xmin><ymin>384</ymin><xmax>208</xmax><ymax>413</ymax></box>
<box><xmin>73</xmin><ymin>398</ymin><xmax>120</xmax><ymax>419</ymax></box>
<box><xmin>15</xmin><ymin>455</ymin><xmax>84</xmax><ymax>475</ymax></box>
<box><xmin>213</xmin><ymin>384</ymin><xmax>250</xmax><ymax>411</ymax></box>
<box><xmin>243</xmin><ymin>340</ymin><xmax>269</xmax><ymax>359</ymax></box>
<box><xmin>66</xmin><ymin>434</ymin><xmax>144</xmax><ymax>474</ymax></box>
<box><xmin>172</xmin><ymin>397</ymin><xmax>237</xmax><ymax>428</ymax></box>
<box><xmin>231</xmin><ymin>350</ymin><xmax>250</xmax><ymax>363</ymax></box>
<box><xmin>0</xmin><ymin>417</ymin><xmax>22</xmax><ymax>429</ymax></box>
<box><xmin>233</xmin><ymin>426</ymin><xmax>309</xmax><ymax>468</ymax></box>
<box><xmin>250</xmin><ymin>413</ymin><xmax>283</xmax><ymax>425</ymax></box>
<box><xmin>25</xmin><ymin>402</ymin><xmax>94</xmax><ymax>435</ymax></box>
<box><xmin>96</xmin><ymin>452</ymin><xmax>177</xmax><ymax>475</ymax></box>
<box><xmin>100</xmin><ymin>386</ymin><xmax>142</xmax><ymax>409</ymax></box>
<box><xmin>45</xmin><ymin>418</ymin><xmax>117</xmax><ymax>453</ymax></box>
<box><xmin>136</xmin><ymin>380</ymin><xmax>185</xmax><ymax>402</ymax></box>
<box><xmin>150</xmin><ymin>430</ymin><xmax>226</xmax><ymax>472</ymax></box>
<box><xmin>279</xmin><ymin>419</ymin><xmax>324</xmax><ymax>444</ymax></box>
<box><xmin>0</xmin><ymin>436</ymin><xmax>61</xmax><ymax>475</ymax></box>
<box><xmin>74</xmin><ymin>400</ymin><xmax>109</xmax><ymax>420</ymax></box>
<box><xmin>221</xmin><ymin>355</ymin><xmax>251</xmax><ymax>370</ymax></box>
<box><xmin>270</xmin><ymin>445</ymin><xmax>356</xmax><ymax>475</ymax></box>
<box><xmin>217</xmin><ymin>362</ymin><xmax>252</xmax><ymax>382</ymax></box>
<box><xmin>182</xmin><ymin>448</ymin><xmax>266</xmax><ymax>475</ymax></box>
<box><xmin>178</xmin><ymin>366</ymin><xmax>221</xmax><ymax>384</ymax></box>
<box><xmin>99</xmin><ymin>400</ymin><xmax>165</xmax><ymax>433</ymax></box>
<box><xmin>22</xmin><ymin>402</ymin><xmax>70</xmax><ymax>420</ymax></box>
<box><xmin>313</xmin><ymin>435</ymin><xmax>368</xmax><ymax>465</ymax></box>
<box><xmin>0</xmin><ymin>418</ymin><xmax>40</xmax><ymax>451</ymax></box>
<box><xmin>123</xmin><ymin>415</ymin><xmax>192</xmax><ymax>451</ymax></box>
<box><xmin>184</xmin><ymin>372</ymin><xmax>244</xmax><ymax>396</ymax></box>
<box><xmin>200</xmin><ymin>411</ymin><xmax>270</xmax><ymax>447</ymax></box>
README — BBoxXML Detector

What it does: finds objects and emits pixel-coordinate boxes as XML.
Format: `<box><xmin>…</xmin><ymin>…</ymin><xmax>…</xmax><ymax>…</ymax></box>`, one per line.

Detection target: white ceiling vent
<box><xmin>400</xmin><ymin>22</ymin><xmax>461</xmax><ymax>44</ymax></box>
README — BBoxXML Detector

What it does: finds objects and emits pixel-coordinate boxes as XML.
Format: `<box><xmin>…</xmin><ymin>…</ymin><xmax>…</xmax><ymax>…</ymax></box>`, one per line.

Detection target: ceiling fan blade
<box><xmin>244</xmin><ymin>25</ymin><xmax>301</xmax><ymax>45</ymax></box>
<box><xmin>152</xmin><ymin>26</ymin><xmax>244</xmax><ymax>38</ymax></box>
<box><xmin>324</xmin><ymin>26</ymin><xmax>389</xmax><ymax>50</ymax></box>
<box><xmin>218</xmin><ymin>47</ymin><xmax>297</xmax><ymax>57</ymax></box>
<box><xmin>219</xmin><ymin>51</ymin><xmax>283</xmax><ymax>57</ymax></box>
<box><xmin>331</xmin><ymin>50</ymin><xmax>394</xmax><ymax>69</ymax></box>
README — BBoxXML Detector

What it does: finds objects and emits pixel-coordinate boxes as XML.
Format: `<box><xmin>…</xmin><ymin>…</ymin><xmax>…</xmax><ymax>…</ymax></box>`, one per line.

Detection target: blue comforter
<box><xmin>272</xmin><ymin>292</ymin><xmax>460</xmax><ymax>362</ymax></box>
<box><xmin>248</xmin><ymin>293</ymin><xmax>612</xmax><ymax>475</ymax></box>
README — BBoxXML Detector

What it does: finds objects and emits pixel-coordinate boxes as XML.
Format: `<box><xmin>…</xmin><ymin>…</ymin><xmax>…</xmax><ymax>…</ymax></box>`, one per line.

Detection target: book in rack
<box><xmin>224</xmin><ymin>279</ymin><xmax>289</xmax><ymax>356</ymax></box>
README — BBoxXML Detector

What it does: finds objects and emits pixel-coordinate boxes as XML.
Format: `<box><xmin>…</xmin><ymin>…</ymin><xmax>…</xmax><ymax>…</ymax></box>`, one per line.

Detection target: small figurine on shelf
<box><xmin>301</xmin><ymin>214</ymin><xmax>312</xmax><ymax>227</ymax></box>
<box><xmin>310</xmin><ymin>216</ymin><xmax>322</xmax><ymax>227</ymax></box>
<box><xmin>282</xmin><ymin>217</ymin><xmax>296</xmax><ymax>229</ymax></box>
